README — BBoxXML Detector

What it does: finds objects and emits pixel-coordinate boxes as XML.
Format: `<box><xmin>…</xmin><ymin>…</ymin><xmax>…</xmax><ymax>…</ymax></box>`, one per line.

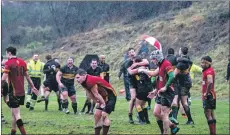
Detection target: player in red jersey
<box><xmin>138</xmin><ymin>50</ymin><xmax>179</xmax><ymax>135</ymax></box>
<box><xmin>75</xmin><ymin>69</ymin><xmax>117</xmax><ymax>135</ymax></box>
<box><xmin>200</xmin><ymin>56</ymin><xmax>216</xmax><ymax>135</ymax></box>
<box><xmin>1</xmin><ymin>47</ymin><xmax>39</xmax><ymax>135</ymax></box>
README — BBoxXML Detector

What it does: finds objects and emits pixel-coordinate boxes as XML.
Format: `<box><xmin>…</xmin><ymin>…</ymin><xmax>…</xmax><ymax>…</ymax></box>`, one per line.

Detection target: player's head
<box><xmin>75</xmin><ymin>68</ymin><xmax>87</xmax><ymax>84</ymax></box>
<box><xmin>150</xmin><ymin>50</ymin><xmax>164</xmax><ymax>65</ymax></box>
<box><xmin>201</xmin><ymin>56</ymin><xmax>212</xmax><ymax>69</ymax></box>
<box><xmin>6</xmin><ymin>46</ymin><xmax>17</xmax><ymax>59</ymax></box>
<box><xmin>45</xmin><ymin>54</ymin><xmax>52</xmax><ymax>61</ymax></box>
<box><xmin>91</xmin><ymin>59</ymin><xmax>98</xmax><ymax>69</ymax></box>
<box><xmin>133</xmin><ymin>55</ymin><xmax>142</xmax><ymax>63</ymax></box>
<box><xmin>99</xmin><ymin>55</ymin><xmax>105</xmax><ymax>63</ymax></box>
<box><xmin>168</xmin><ymin>48</ymin><xmax>174</xmax><ymax>55</ymax></box>
<box><xmin>53</xmin><ymin>58</ymin><xmax>60</xmax><ymax>64</ymax></box>
<box><xmin>128</xmin><ymin>48</ymin><xmax>136</xmax><ymax>59</ymax></box>
<box><xmin>33</xmin><ymin>54</ymin><xmax>39</xmax><ymax>62</ymax></box>
<box><xmin>181</xmin><ymin>47</ymin><xmax>188</xmax><ymax>55</ymax></box>
<box><xmin>67</xmin><ymin>57</ymin><xmax>74</xmax><ymax>66</ymax></box>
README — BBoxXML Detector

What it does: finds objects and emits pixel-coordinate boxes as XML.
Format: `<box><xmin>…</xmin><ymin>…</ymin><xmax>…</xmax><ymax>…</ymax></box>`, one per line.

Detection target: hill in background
<box><xmin>2</xmin><ymin>1</ymin><xmax>229</xmax><ymax>98</ymax></box>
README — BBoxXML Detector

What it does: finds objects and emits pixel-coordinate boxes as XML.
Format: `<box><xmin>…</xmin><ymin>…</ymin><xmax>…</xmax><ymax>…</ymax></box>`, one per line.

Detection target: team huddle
<box><xmin>1</xmin><ymin>35</ymin><xmax>217</xmax><ymax>135</ymax></box>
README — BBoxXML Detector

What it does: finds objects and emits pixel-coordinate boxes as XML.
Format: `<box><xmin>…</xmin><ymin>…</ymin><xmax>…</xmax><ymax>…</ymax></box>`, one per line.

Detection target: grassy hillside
<box><xmin>20</xmin><ymin>1</ymin><xmax>229</xmax><ymax>99</ymax></box>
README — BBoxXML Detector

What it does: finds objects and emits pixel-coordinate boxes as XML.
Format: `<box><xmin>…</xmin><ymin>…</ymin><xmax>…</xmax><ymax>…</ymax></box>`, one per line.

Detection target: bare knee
<box><xmin>62</xmin><ymin>91</ymin><xmax>68</xmax><ymax>98</ymax></box>
<box><xmin>102</xmin><ymin>112</ymin><xmax>110</xmax><ymax>126</ymax></box>
<box><xmin>70</xmin><ymin>95</ymin><xmax>76</xmax><ymax>103</ymax></box>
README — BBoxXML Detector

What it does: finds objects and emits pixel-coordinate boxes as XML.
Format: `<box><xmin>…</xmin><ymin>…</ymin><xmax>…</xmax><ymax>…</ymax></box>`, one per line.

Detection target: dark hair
<box><xmin>181</xmin><ymin>47</ymin><xmax>188</xmax><ymax>55</ymax></box>
<box><xmin>128</xmin><ymin>47</ymin><xmax>135</xmax><ymax>52</ymax></box>
<box><xmin>134</xmin><ymin>55</ymin><xmax>142</xmax><ymax>62</ymax></box>
<box><xmin>201</xmin><ymin>56</ymin><xmax>212</xmax><ymax>63</ymax></box>
<box><xmin>6</xmin><ymin>46</ymin><xmax>17</xmax><ymax>56</ymax></box>
<box><xmin>76</xmin><ymin>68</ymin><xmax>87</xmax><ymax>75</ymax></box>
<box><xmin>45</xmin><ymin>54</ymin><xmax>52</xmax><ymax>60</ymax></box>
<box><xmin>91</xmin><ymin>59</ymin><xmax>98</xmax><ymax>63</ymax></box>
<box><xmin>168</xmin><ymin>48</ymin><xmax>174</xmax><ymax>55</ymax></box>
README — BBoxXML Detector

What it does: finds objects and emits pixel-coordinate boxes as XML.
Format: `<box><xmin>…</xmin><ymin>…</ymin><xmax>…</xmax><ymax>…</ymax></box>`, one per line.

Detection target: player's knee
<box><xmin>62</xmin><ymin>91</ymin><xmax>68</xmax><ymax>97</ymax></box>
<box><xmin>94</xmin><ymin>111</ymin><xmax>101</xmax><ymax>118</ymax></box>
<box><xmin>136</xmin><ymin>105</ymin><xmax>142</xmax><ymax>112</ymax></box>
<box><xmin>70</xmin><ymin>95</ymin><xmax>76</xmax><ymax>102</ymax></box>
<box><xmin>153</xmin><ymin>110</ymin><xmax>160</xmax><ymax>118</ymax></box>
<box><xmin>16</xmin><ymin>119</ymin><xmax>23</xmax><ymax>127</ymax></box>
<box><xmin>102</xmin><ymin>112</ymin><xmax>109</xmax><ymax>119</ymax></box>
<box><xmin>103</xmin><ymin>117</ymin><xmax>110</xmax><ymax>126</ymax></box>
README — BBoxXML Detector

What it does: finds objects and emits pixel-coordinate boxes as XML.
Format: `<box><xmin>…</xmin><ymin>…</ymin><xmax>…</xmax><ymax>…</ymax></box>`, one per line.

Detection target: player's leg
<box><xmin>55</xmin><ymin>90</ymin><xmax>62</xmax><ymax>111</ymax></box>
<box><xmin>11</xmin><ymin>110</ymin><xmax>17</xmax><ymax>135</ymax></box>
<box><xmin>128</xmin><ymin>88</ymin><xmax>136</xmax><ymax>124</ymax></box>
<box><xmin>124</xmin><ymin>76</ymin><xmax>131</xmax><ymax>101</ymax></box>
<box><xmin>60</xmin><ymin>86</ymin><xmax>70</xmax><ymax>114</ymax></box>
<box><xmin>44</xmin><ymin>87</ymin><xmax>51</xmax><ymax>111</ymax></box>
<box><xmin>169</xmin><ymin>95</ymin><xmax>179</xmax><ymax>125</ymax></box>
<box><xmin>10</xmin><ymin>96</ymin><xmax>26</xmax><ymax>135</ymax></box>
<box><xmin>29</xmin><ymin>78</ymin><xmax>41</xmax><ymax>111</ymax></box>
<box><xmin>135</xmin><ymin>98</ymin><xmax>145</xmax><ymax>124</ymax></box>
<box><xmin>161</xmin><ymin>105</ymin><xmax>172</xmax><ymax>134</ymax></box>
<box><xmin>181</xmin><ymin>95</ymin><xmax>194</xmax><ymax>124</ymax></box>
<box><xmin>181</xmin><ymin>86</ymin><xmax>194</xmax><ymax>124</ymax></box>
<box><xmin>141</xmin><ymin>100</ymin><xmax>150</xmax><ymax>124</ymax></box>
<box><xmin>203</xmin><ymin>94</ymin><xmax>216</xmax><ymax>135</ymax></box>
<box><xmin>161</xmin><ymin>91</ymin><xmax>180</xmax><ymax>135</ymax></box>
<box><xmin>101</xmin><ymin>98</ymin><xmax>116</xmax><ymax>135</ymax></box>
<box><xmin>180</xmin><ymin>101</ymin><xmax>187</xmax><ymax>118</ymax></box>
<box><xmin>25</xmin><ymin>85</ymin><xmax>31</xmax><ymax>108</ymax></box>
<box><xmin>153</xmin><ymin>103</ymin><xmax>163</xmax><ymax>134</ymax></box>
<box><xmin>81</xmin><ymin>93</ymin><xmax>89</xmax><ymax>113</ymax></box>
<box><xmin>69</xmin><ymin>85</ymin><xmax>77</xmax><ymax>114</ymax></box>
<box><xmin>89</xmin><ymin>99</ymin><xmax>96</xmax><ymax>115</ymax></box>
<box><xmin>94</xmin><ymin>107</ymin><xmax>103</xmax><ymax>135</ymax></box>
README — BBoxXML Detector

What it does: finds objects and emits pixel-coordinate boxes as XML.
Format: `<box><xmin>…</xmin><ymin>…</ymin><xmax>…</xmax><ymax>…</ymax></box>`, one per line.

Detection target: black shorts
<box><xmin>179</xmin><ymin>86</ymin><xmax>191</xmax><ymax>96</ymax></box>
<box><xmin>136</xmin><ymin>92</ymin><xmax>150</xmax><ymax>101</ymax></box>
<box><xmin>173</xmin><ymin>83</ymin><xmax>179</xmax><ymax>95</ymax></box>
<box><xmin>43</xmin><ymin>79</ymin><xmax>59</xmax><ymax>92</ymax></box>
<box><xmin>203</xmin><ymin>94</ymin><xmax>216</xmax><ymax>109</ymax></box>
<box><xmin>59</xmin><ymin>85</ymin><xmax>76</xmax><ymax>97</ymax></box>
<box><xmin>2</xmin><ymin>81</ymin><xmax>8</xmax><ymax>96</ymax></box>
<box><xmin>156</xmin><ymin>87</ymin><xmax>175</xmax><ymax>108</ymax></box>
<box><xmin>8</xmin><ymin>95</ymin><xmax>25</xmax><ymax>108</ymax></box>
<box><xmin>31</xmin><ymin>77</ymin><xmax>41</xmax><ymax>90</ymax></box>
<box><xmin>96</xmin><ymin>96</ymin><xmax>117</xmax><ymax>114</ymax></box>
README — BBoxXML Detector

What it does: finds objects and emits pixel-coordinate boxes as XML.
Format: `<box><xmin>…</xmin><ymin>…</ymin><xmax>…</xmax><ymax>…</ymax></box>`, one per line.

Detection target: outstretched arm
<box><xmin>138</xmin><ymin>67</ymin><xmax>159</xmax><ymax>77</ymax></box>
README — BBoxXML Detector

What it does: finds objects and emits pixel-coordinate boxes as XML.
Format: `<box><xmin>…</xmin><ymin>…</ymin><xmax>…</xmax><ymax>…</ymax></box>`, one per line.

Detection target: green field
<box><xmin>1</xmin><ymin>90</ymin><xmax>229</xmax><ymax>134</ymax></box>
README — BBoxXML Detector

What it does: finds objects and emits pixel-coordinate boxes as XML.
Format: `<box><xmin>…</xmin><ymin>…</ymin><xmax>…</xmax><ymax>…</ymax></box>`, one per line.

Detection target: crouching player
<box><xmin>75</xmin><ymin>69</ymin><xmax>117</xmax><ymax>135</ymax></box>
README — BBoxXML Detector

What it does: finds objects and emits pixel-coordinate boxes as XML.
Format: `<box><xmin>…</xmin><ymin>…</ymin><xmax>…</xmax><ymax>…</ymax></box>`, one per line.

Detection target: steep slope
<box><xmin>41</xmin><ymin>1</ymin><xmax>229</xmax><ymax>98</ymax></box>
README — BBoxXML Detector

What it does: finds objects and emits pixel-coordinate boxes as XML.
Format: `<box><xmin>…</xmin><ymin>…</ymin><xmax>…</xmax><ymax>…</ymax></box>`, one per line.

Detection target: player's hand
<box><xmin>147</xmin><ymin>90</ymin><xmax>157</xmax><ymax>99</ymax></box>
<box><xmin>226</xmin><ymin>80</ymin><xmax>229</xmax><ymax>83</ymax></box>
<box><xmin>32</xmin><ymin>87</ymin><xmax>39</xmax><ymax>95</ymax></box>
<box><xmin>138</xmin><ymin>68</ymin><xmax>146</xmax><ymax>73</ymax></box>
<box><xmin>130</xmin><ymin>63</ymin><xmax>138</xmax><ymax>69</ymax></box>
<box><xmin>100</xmin><ymin>104</ymin><xmax>106</xmax><ymax>109</ymax></box>
<box><xmin>158</xmin><ymin>86</ymin><xmax>167</xmax><ymax>94</ymax></box>
<box><xmin>58</xmin><ymin>83</ymin><xmax>64</xmax><ymax>88</ymax></box>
